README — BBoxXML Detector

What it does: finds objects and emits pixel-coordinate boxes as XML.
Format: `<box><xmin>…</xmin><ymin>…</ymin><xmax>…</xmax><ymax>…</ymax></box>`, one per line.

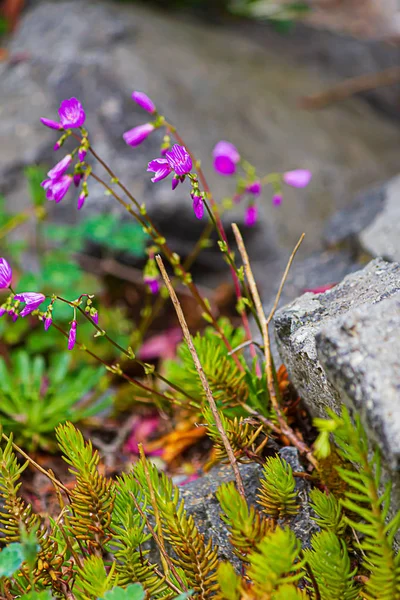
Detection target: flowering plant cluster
<box><xmin>0</xmin><ymin>257</ymin><xmax>98</xmax><ymax>351</ymax></box>
<box><xmin>1</xmin><ymin>89</ymin><xmax>311</xmax><ymax>353</ymax></box>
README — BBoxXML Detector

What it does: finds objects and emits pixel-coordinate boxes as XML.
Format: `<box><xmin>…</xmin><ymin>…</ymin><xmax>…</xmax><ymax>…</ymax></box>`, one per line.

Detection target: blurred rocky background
<box><xmin>0</xmin><ymin>0</ymin><xmax>399</xmax><ymax>300</ymax></box>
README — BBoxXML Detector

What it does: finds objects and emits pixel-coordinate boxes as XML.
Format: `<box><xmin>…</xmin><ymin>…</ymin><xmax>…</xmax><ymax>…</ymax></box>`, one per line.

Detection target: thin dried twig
<box><xmin>156</xmin><ymin>254</ymin><xmax>246</xmax><ymax>498</ymax></box>
<box><xmin>1</xmin><ymin>433</ymin><xmax>70</xmax><ymax>496</ymax></box>
<box><xmin>232</xmin><ymin>224</ymin><xmax>318</xmax><ymax>470</ymax></box>
<box><xmin>300</xmin><ymin>66</ymin><xmax>400</xmax><ymax>110</ymax></box>
<box><xmin>266</xmin><ymin>233</ymin><xmax>305</xmax><ymax>324</ymax></box>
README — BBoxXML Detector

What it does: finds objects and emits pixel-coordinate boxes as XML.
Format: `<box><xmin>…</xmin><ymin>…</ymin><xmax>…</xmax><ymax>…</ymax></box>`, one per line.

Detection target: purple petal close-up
<box><xmin>132</xmin><ymin>91</ymin><xmax>156</xmax><ymax>114</ymax></box>
<box><xmin>44</xmin><ymin>317</ymin><xmax>53</xmax><ymax>331</ymax></box>
<box><xmin>14</xmin><ymin>292</ymin><xmax>46</xmax><ymax>317</ymax></box>
<box><xmin>245</xmin><ymin>205</ymin><xmax>258</xmax><ymax>227</ymax></box>
<box><xmin>77</xmin><ymin>192</ymin><xmax>86</xmax><ymax>210</ymax></box>
<box><xmin>165</xmin><ymin>144</ymin><xmax>192</xmax><ymax>176</ymax></box>
<box><xmin>123</xmin><ymin>123</ymin><xmax>154</xmax><ymax>147</ymax></box>
<box><xmin>246</xmin><ymin>181</ymin><xmax>262</xmax><ymax>196</ymax></box>
<box><xmin>147</xmin><ymin>158</ymin><xmax>171</xmax><ymax>183</ymax></box>
<box><xmin>144</xmin><ymin>277</ymin><xmax>159</xmax><ymax>295</ymax></box>
<box><xmin>0</xmin><ymin>258</ymin><xmax>12</xmax><ymax>289</ymax></box>
<box><xmin>46</xmin><ymin>175</ymin><xmax>73</xmax><ymax>203</ymax></box>
<box><xmin>58</xmin><ymin>98</ymin><xmax>86</xmax><ymax>129</ymax></box>
<box><xmin>40</xmin><ymin>117</ymin><xmax>62</xmax><ymax>130</ymax></box>
<box><xmin>283</xmin><ymin>169</ymin><xmax>312</xmax><ymax>188</ymax></box>
<box><xmin>47</xmin><ymin>154</ymin><xmax>72</xmax><ymax>180</ymax></box>
<box><xmin>212</xmin><ymin>141</ymin><xmax>240</xmax><ymax>176</ymax></box>
<box><xmin>192</xmin><ymin>195</ymin><xmax>204</xmax><ymax>220</ymax></box>
<box><xmin>68</xmin><ymin>320</ymin><xmax>77</xmax><ymax>350</ymax></box>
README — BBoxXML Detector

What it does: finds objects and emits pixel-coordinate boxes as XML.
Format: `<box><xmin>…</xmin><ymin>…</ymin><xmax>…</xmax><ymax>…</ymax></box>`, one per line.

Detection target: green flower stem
<box><xmin>51</xmin><ymin>320</ymin><xmax>173</xmax><ymax>405</ymax></box>
<box><xmin>168</xmin><ymin>122</ymin><xmax>259</xmax><ymax>363</ymax></box>
<box><xmin>135</xmin><ymin>219</ymin><xmax>214</xmax><ymax>345</ymax></box>
<box><xmin>88</xmin><ymin>169</ymin><xmax>243</xmax><ymax>370</ymax></box>
<box><xmin>55</xmin><ymin>295</ymin><xmax>199</xmax><ymax>403</ymax></box>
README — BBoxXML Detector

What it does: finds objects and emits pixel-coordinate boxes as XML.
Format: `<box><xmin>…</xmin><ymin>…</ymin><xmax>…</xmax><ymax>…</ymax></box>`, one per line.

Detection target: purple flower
<box><xmin>144</xmin><ymin>277</ymin><xmax>159</xmax><ymax>295</ymax></box>
<box><xmin>147</xmin><ymin>158</ymin><xmax>171</xmax><ymax>183</ymax></box>
<box><xmin>40</xmin><ymin>118</ymin><xmax>62</xmax><ymax>131</ymax></box>
<box><xmin>283</xmin><ymin>170</ymin><xmax>312</xmax><ymax>189</ymax></box>
<box><xmin>9</xmin><ymin>310</ymin><xmax>18</xmax><ymax>322</ymax></box>
<box><xmin>78</xmin><ymin>148</ymin><xmax>87</xmax><ymax>162</ymax></box>
<box><xmin>0</xmin><ymin>258</ymin><xmax>12</xmax><ymax>289</ymax></box>
<box><xmin>213</xmin><ymin>141</ymin><xmax>240</xmax><ymax>176</ymax></box>
<box><xmin>47</xmin><ymin>155</ymin><xmax>72</xmax><ymax>180</ymax></box>
<box><xmin>273</xmin><ymin>194</ymin><xmax>282</xmax><ymax>206</ymax></box>
<box><xmin>132</xmin><ymin>91</ymin><xmax>156</xmax><ymax>114</ymax></box>
<box><xmin>53</xmin><ymin>141</ymin><xmax>62</xmax><ymax>151</ymax></box>
<box><xmin>245</xmin><ymin>205</ymin><xmax>258</xmax><ymax>227</ymax></box>
<box><xmin>14</xmin><ymin>292</ymin><xmax>45</xmax><ymax>317</ymax></box>
<box><xmin>44</xmin><ymin>317</ymin><xmax>52</xmax><ymax>331</ymax></box>
<box><xmin>0</xmin><ymin>306</ymin><xmax>6</xmax><ymax>318</ymax></box>
<box><xmin>73</xmin><ymin>173</ymin><xmax>83</xmax><ymax>187</ymax></box>
<box><xmin>165</xmin><ymin>145</ymin><xmax>192</xmax><ymax>176</ymax></box>
<box><xmin>123</xmin><ymin>123</ymin><xmax>154</xmax><ymax>147</ymax></box>
<box><xmin>192</xmin><ymin>194</ymin><xmax>204</xmax><ymax>219</ymax></box>
<box><xmin>246</xmin><ymin>181</ymin><xmax>262</xmax><ymax>196</ymax></box>
<box><xmin>77</xmin><ymin>191</ymin><xmax>86</xmax><ymax>210</ymax></box>
<box><xmin>68</xmin><ymin>320</ymin><xmax>77</xmax><ymax>350</ymax></box>
<box><xmin>171</xmin><ymin>176</ymin><xmax>180</xmax><ymax>191</ymax></box>
<box><xmin>45</xmin><ymin>175</ymin><xmax>73</xmax><ymax>203</ymax></box>
<box><xmin>59</xmin><ymin>98</ymin><xmax>86</xmax><ymax>129</ymax></box>
<box><xmin>92</xmin><ymin>310</ymin><xmax>99</xmax><ymax>325</ymax></box>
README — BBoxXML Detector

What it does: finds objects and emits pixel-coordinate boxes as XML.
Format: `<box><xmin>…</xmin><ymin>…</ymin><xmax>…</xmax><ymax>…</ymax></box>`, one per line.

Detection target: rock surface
<box><xmin>2</xmin><ymin>0</ymin><xmax>400</xmax><ymax>275</ymax></box>
<box><xmin>317</xmin><ymin>294</ymin><xmax>400</xmax><ymax>471</ymax></box>
<box><xmin>274</xmin><ymin>258</ymin><xmax>400</xmax><ymax>418</ymax></box>
<box><xmin>325</xmin><ymin>174</ymin><xmax>400</xmax><ymax>264</ymax></box>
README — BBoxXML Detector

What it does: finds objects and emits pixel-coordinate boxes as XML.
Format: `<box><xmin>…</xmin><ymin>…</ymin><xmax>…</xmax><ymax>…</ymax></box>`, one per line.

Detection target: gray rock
<box><xmin>324</xmin><ymin>174</ymin><xmax>400</xmax><ymax>263</ymax></box>
<box><xmin>2</xmin><ymin>0</ymin><xmax>400</xmax><ymax>271</ymax></box>
<box><xmin>324</xmin><ymin>183</ymin><xmax>387</xmax><ymax>250</ymax></box>
<box><xmin>274</xmin><ymin>258</ymin><xmax>400</xmax><ymax>418</ymax></box>
<box><xmin>359</xmin><ymin>175</ymin><xmax>400</xmax><ymax>262</ymax></box>
<box><xmin>180</xmin><ymin>451</ymin><xmax>318</xmax><ymax>570</ymax></box>
<box><xmin>317</xmin><ymin>295</ymin><xmax>400</xmax><ymax>471</ymax></box>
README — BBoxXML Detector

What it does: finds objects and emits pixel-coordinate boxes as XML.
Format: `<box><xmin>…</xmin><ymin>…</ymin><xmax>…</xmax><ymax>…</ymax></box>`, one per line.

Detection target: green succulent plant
<box><xmin>0</xmin><ymin>351</ymin><xmax>112</xmax><ymax>451</ymax></box>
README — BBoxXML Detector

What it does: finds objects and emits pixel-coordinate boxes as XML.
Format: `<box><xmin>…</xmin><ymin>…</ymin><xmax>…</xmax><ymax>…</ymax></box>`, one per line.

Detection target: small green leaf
<box><xmin>0</xmin><ymin>543</ymin><xmax>24</xmax><ymax>577</ymax></box>
<box><xmin>21</xmin><ymin>591</ymin><xmax>53</xmax><ymax>600</ymax></box>
<box><xmin>102</xmin><ymin>583</ymin><xmax>145</xmax><ymax>600</ymax></box>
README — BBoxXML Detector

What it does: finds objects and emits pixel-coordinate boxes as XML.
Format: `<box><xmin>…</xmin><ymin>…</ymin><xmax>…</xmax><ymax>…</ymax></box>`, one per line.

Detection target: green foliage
<box><xmin>304</xmin><ymin>531</ymin><xmax>359</xmax><ymax>600</ymax></box>
<box><xmin>329</xmin><ymin>407</ymin><xmax>400</xmax><ymax>600</ymax></box>
<box><xmin>0</xmin><ymin>351</ymin><xmax>112</xmax><ymax>451</ymax></box>
<box><xmin>230</xmin><ymin>0</ymin><xmax>311</xmax><ymax>26</ymax></box>
<box><xmin>103</xmin><ymin>583</ymin><xmax>145</xmax><ymax>600</ymax></box>
<box><xmin>203</xmin><ymin>407</ymin><xmax>264</xmax><ymax>465</ymax></box>
<box><xmin>111</xmin><ymin>472</ymin><xmax>170</xmax><ymax>596</ymax></box>
<box><xmin>0</xmin><ymin>432</ymin><xmax>39</xmax><ymax>543</ymax></box>
<box><xmin>0</xmin><ymin>543</ymin><xmax>25</xmax><ymax>577</ymax></box>
<box><xmin>246</xmin><ymin>527</ymin><xmax>304</xmax><ymax>594</ymax></box>
<box><xmin>1</xmin><ymin>413</ymin><xmax>400</xmax><ymax>599</ymax></box>
<box><xmin>133</xmin><ymin>457</ymin><xmax>218</xmax><ymax>598</ymax></box>
<box><xmin>217</xmin><ymin>481</ymin><xmax>271</xmax><ymax>559</ymax></box>
<box><xmin>216</xmin><ymin>562</ymin><xmax>241</xmax><ymax>600</ymax></box>
<box><xmin>257</xmin><ymin>456</ymin><xmax>299</xmax><ymax>518</ymax></box>
<box><xmin>43</xmin><ymin>213</ymin><xmax>147</xmax><ymax>258</ymax></box>
<box><xmin>74</xmin><ymin>557</ymin><xmax>118</xmax><ymax>600</ymax></box>
<box><xmin>56</xmin><ymin>422</ymin><xmax>115</xmax><ymax>550</ymax></box>
<box><xmin>165</xmin><ymin>319</ymin><xmax>250</xmax><ymax>415</ymax></box>
<box><xmin>309</xmin><ymin>488</ymin><xmax>347</xmax><ymax>536</ymax></box>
